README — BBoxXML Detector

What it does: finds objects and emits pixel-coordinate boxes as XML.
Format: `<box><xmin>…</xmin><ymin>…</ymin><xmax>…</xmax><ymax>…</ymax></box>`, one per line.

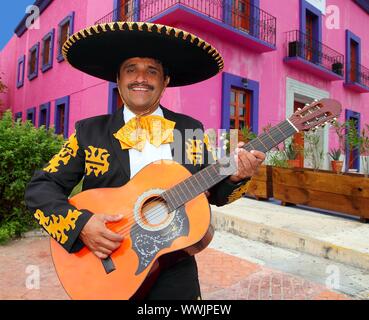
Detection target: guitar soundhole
<box><xmin>140</xmin><ymin>196</ymin><xmax>172</xmax><ymax>228</ymax></box>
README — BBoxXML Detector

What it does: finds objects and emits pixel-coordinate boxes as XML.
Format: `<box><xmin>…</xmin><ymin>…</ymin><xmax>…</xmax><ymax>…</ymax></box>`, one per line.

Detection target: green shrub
<box><xmin>0</xmin><ymin>110</ymin><xmax>64</xmax><ymax>244</ymax></box>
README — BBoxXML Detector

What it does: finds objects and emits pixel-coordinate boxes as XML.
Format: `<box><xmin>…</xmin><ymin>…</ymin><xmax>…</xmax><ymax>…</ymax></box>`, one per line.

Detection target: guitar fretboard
<box><xmin>163</xmin><ymin>120</ymin><xmax>297</xmax><ymax>211</ymax></box>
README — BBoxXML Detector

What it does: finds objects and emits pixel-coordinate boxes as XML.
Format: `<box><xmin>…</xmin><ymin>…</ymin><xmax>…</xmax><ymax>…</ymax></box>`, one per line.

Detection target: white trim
<box><xmin>286</xmin><ymin>77</ymin><xmax>330</xmax><ymax>169</ymax></box>
<box><xmin>286</xmin><ymin>119</ymin><xmax>299</xmax><ymax>133</ymax></box>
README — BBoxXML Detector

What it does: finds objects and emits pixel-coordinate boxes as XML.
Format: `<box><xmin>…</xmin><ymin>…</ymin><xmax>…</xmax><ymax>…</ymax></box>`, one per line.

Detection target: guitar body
<box><xmin>50</xmin><ymin>160</ymin><xmax>213</xmax><ymax>300</ymax></box>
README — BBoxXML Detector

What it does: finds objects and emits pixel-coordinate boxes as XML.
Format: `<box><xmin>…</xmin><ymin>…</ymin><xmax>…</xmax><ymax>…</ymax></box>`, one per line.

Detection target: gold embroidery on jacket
<box><xmin>43</xmin><ymin>132</ymin><xmax>79</xmax><ymax>173</ymax></box>
<box><xmin>85</xmin><ymin>146</ymin><xmax>110</xmax><ymax>177</ymax></box>
<box><xmin>227</xmin><ymin>181</ymin><xmax>251</xmax><ymax>204</ymax></box>
<box><xmin>34</xmin><ymin>209</ymin><xmax>82</xmax><ymax>244</ymax></box>
<box><xmin>185</xmin><ymin>139</ymin><xmax>203</xmax><ymax>165</ymax></box>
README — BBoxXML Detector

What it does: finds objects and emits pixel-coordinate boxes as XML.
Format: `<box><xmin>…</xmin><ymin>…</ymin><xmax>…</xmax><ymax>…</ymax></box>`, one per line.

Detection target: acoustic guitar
<box><xmin>50</xmin><ymin>98</ymin><xmax>342</xmax><ymax>299</ymax></box>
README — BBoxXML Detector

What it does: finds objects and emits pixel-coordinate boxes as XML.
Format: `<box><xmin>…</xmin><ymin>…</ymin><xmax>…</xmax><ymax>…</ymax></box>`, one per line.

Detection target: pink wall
<box><xmin>161</xmin><ymin>0</ymin><xmax>369</xmax><ymax>134</ymax></box>
<box><xmin>0</xmin><ymin>0</ymin><xmax>114</xmax><ymax>135</ymax></box>
<box><xmin>1</xmin><ymin>0</ymin><xmax>368</xmax><ymax>145</ymax></box>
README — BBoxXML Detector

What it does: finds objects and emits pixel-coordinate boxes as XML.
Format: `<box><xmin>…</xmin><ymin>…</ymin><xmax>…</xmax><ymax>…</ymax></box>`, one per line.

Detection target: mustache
<box><xmin>128</xmin><ymin>83</ymin><xmax>154</xmax><ymax>90</ymax></box>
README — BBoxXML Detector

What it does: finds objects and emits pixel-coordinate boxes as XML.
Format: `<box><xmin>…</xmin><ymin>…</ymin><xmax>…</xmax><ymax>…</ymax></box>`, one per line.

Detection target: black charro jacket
<box><xmin>25</xmin><ymin>105</ymin><xmax>250</xmax><ymax>253</ymax></box>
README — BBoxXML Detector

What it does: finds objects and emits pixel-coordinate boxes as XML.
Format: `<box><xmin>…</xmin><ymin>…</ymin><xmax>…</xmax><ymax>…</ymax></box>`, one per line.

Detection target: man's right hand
<box><xmin>80</xmin><ymin>214</ymin><xmax>124</xmax><ymax>259</ymax></box>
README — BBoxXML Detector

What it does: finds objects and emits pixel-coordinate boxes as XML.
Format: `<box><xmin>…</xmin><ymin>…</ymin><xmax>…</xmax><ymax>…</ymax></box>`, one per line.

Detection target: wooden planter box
<box><xmin>245</xmin><ymin>165</ymin><xmax>273</xmax><ymax>200</ymax></box>
<box><xmin>272</xmin><ymin>167</ymin><xmax>369</xmax><ymax>222</ymax></box>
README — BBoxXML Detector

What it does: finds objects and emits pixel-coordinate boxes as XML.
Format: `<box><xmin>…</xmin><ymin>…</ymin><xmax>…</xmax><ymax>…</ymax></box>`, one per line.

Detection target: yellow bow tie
<box><xmin>113</xmin><ymin>115</ymin><xmax>176</xmax><ymax>152</ymax></box>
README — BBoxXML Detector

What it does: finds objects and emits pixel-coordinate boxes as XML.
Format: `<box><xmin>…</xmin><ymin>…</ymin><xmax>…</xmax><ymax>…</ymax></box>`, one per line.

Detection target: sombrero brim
<box><xmin>62</xmin><ymin>22</ymin><xmax>224</xmax><ymax>87</ymax></box>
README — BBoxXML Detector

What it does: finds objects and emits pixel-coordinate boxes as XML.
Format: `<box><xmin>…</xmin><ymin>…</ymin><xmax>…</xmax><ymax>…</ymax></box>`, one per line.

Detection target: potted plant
<box><xmin>283</xmin><ymin>141</ymin><xmax>301</xmax><ymax>168</ymax></box>
<box><xmin>328</xmin><ymin>148</ymin><xmax>343</xmax><ymax>174</ymax></box>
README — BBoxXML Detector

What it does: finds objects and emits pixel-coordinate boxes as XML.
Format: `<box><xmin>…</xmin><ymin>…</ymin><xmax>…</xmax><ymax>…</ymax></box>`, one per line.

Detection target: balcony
<box><xmin>284</xmin><ymin>30</ymin><xmax>345</xmax><ymax>81</ymax></box>
<box><xmin>96</xmin><ymin>0</ymin><xmax>276</xmax><ymax>53</ymax></box>
<box><xmin>344</xmin><ymin>63</ymin><xmax>369</xmax><ymax>93</ymax></box>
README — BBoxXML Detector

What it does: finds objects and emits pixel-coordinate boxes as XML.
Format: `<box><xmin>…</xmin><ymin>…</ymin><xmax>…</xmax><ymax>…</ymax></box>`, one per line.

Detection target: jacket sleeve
<box><xmin>201</xmin><ymin>126</ymin><xmax>251</xmax><ymax>207</ymax></box>
<box><xmin>24</xmin><ymin>122</ymin><xmax>92</xmax><ymax>253</ymax></box>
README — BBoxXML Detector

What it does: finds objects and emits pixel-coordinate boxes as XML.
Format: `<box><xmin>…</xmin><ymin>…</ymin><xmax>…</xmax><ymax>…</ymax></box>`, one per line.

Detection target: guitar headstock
<box><xmin>289</xmin><ymin>98</ymin><xmax>342</xmax><ymax>132</ymax></box>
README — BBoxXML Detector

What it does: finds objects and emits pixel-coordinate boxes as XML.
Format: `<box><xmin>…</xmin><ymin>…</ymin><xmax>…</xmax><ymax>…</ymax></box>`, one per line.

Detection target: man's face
<box><xmin>117</xmin><ymin>57</ymin><xmax>169</xmax><ymax>113</ymax></box>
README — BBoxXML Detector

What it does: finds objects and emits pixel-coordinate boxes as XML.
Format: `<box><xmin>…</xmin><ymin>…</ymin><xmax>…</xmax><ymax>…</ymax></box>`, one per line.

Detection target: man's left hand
<box><xmin>228</xmin><ymin>142</ymin><xmax>266</xmax><ymax>183</ymax></box>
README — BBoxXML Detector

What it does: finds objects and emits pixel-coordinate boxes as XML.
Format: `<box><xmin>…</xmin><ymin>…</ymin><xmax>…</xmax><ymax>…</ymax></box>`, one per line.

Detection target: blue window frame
<box><xmin>113</xmin><ymin>0</ymin><xmax>140</xmax><ymax>21</ymax></box>
<box><xmin>39</xmin><ymin>102</ymin><xmax>51</xmax><ymax>129</ymax></box>
<box><xmin>345</xmin><ymin>30</ymin><xmax>361</xmax><ymax>84</ymax></box>
<box><xmin>55</xmin><ymin>96</ymin><xmax>70</xmax><ymax>138</ymax></box>
<box><xmin>28</xmin><ymin>42</ymin><xmax>40</xmax><ymax>81</ymax></box>
<box><xmin>57</xmin><ymin>12</ymin><xmax>75</xmax><ymax>62</ymax></box>
<box><xmin>41</xmin><ymin>29</ymin><xmax>55</xmax><ymax>73</ymax></box>
<box><xmin>300</xmin><ymin>0</ymin><xmax>322</xmax><ymax>63</ymax></box>
<box><xmin>354</xmin><ymin>0</ymin><xmax>369</xmax><ymax>14</ymax></box>
<box><xmin>27</xmin><ymin>107</ymin><xmax>36</xmax><ymax>125</ymax></box>
<box><xmin>345</xmin><ymin>109</ymin><xmax>360</xmax><ymax>171</ymax></box>
<box><xmin>16</xmin><ymin>55</ymin><xmax>25</xmax><ymax>88</ymax></box>
<box><xmin>221</xmin><ymin>72</ymin><xmax>259</xmax><ymax>132</ymax></box>
<box><xmin>14</xmin><ymin>112</ymin><xmax>22</xmax><ymax>121</ymax></box>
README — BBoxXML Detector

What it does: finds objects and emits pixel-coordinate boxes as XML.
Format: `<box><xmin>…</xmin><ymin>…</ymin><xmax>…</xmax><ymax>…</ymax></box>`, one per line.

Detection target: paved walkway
<box><xmin>0</xmin><ymin>235</ymin><xmax>349</xmax><ymax>300</ymax></box>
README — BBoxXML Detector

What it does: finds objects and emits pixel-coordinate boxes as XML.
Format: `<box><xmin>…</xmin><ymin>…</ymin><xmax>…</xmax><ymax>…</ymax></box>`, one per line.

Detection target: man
<box><xmin>25</xmin><ymin>21</ymin><xmax>265</xmax><ymax>300</ymax></box>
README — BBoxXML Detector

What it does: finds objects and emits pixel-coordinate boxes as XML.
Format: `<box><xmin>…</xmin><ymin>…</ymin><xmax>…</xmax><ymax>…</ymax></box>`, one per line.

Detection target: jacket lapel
<box><xmin>108</xmin><ymin>107</ymin><xmax>131</xmax><ymax>179</ymax></box>
<box><xmin>161</xmin><ymin>105</ymin><xmax>180</xmax><ymax>160</ymax></box>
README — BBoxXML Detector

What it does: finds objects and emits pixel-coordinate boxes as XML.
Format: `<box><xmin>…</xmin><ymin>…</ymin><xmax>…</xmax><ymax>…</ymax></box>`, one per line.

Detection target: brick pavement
<box><xmin>0</xmin><ymin>237</ymin><xmax>350</xmax><ymax>300</ymax></box>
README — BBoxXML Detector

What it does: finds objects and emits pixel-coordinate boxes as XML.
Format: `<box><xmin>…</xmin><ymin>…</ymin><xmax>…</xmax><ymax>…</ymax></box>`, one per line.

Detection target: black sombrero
<box><xmin>62</xmin><ymin>21</ymin><xmax>224</xmax><ymax>87</ymax></box>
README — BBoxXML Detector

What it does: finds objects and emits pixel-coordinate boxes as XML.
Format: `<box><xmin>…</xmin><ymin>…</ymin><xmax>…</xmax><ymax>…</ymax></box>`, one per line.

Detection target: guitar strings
<box><xmin>108</xmin><ymin>120</ymin><xmax>295</xmax><ymax>237</ymax></box>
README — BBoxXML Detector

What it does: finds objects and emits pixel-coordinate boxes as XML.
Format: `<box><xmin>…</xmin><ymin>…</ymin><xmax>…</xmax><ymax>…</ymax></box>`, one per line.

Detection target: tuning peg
<box><xmin>305</xmin><ymin>103</ymin><xmax>309</xmax><ymax>107</ymax></box>
<box><xmin>297</xmin><ymin>108</ymin><xmax>302</xmax><ymax>111</ymax></box>
<box><xmin>314</xmin><ymin>99</ymin><xmax>318</xmax><ymax>102</ymax></box>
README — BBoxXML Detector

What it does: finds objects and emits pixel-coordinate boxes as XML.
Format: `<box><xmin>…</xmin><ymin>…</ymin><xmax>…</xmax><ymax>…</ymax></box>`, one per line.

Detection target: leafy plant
<box><xmin>283</xmin><ymin>141</ymin><xmax>299</xmax><ymax>160</ymax></box>
<box><xmin>304</xmin><ymin>131</ymin><xmax>324</xmax><ymax>170</ymax></box>
<box><xmin>0</xmin><ymin>110</ymin><xmax>64</xmax><ymax>244</ymax></box>
<box><xmin>328</xmin><ymin>148</ymin><xmax>341</xmax><ymax>161</ymax></box>
<box><xmin>240</xmin><ymin>125</ymin><xmax>257</xmax><ymax>142</ymax></box>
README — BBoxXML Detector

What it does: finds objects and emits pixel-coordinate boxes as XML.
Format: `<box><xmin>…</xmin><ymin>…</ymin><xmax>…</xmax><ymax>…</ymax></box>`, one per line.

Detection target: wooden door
<box><xmin>305</xmin><ymin>13</ymin><xmax>314</xmax><ymax>61</ymax></box>
<box><xmin>230</xmin><ymin>87</ymin><xmax>252</xmax><ymax>142</ymax></box>
<box><xmin>232</xmin><ymin>0</ymin><xmax>251</xmax><ymax>32</ymax></box>
<box><xmin>350</xmin><ymin>41</ymin><xmax>358</xmax><ymax>82</ymax></box>
<box><xmin>119</xmin><ymin>0</ymin><xmax>131</xmax><ymax>21</ymax></box>
<box><xmin>293</xmin><ymin>101</ymin><xmax>305</xmax><ymax>167</ymax></box>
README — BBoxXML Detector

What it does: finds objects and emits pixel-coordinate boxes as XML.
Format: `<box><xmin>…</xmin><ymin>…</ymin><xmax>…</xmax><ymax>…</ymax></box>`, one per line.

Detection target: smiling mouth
<box><xmin>131</xmin><ymin>87</ymin><xmax>150</xmax><ymax>92</ymax></box>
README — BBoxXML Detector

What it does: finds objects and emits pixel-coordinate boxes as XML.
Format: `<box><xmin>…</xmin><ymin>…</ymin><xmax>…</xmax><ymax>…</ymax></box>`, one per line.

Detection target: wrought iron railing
<box><xmin>96</xmin><ymin>0</ymin><xmax>276</xmax><ymax>46</ymax></box>
<box><xmin>348</xmin><ymin>63</ymin><xmax>369</xmax><ymax>88</ymax></box>
<box><xmin>286</xmin><ymin>30</ymin><xmax>344</xmax><ymax>77</ymax></box>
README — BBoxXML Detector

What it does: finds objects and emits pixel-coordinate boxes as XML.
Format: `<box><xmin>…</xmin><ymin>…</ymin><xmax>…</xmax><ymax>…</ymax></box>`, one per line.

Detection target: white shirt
<box><xmin>123</xmin><ymin>106</ymin><xmax>173</xmax><ymax>178</ymax></box>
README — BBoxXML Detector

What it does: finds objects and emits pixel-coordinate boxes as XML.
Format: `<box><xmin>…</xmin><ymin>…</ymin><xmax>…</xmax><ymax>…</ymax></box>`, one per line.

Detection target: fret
<box><xmin>166</xmin><ymin>119</ymin><xmax>299</xmax><ymax>211</ymax></box>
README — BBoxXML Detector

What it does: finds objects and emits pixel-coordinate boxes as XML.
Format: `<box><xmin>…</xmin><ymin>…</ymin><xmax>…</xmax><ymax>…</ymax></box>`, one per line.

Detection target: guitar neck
<box><xmin>163</xmin><ymin>119</ymin><xmax>298</xmax><ymax>211</ymax></box>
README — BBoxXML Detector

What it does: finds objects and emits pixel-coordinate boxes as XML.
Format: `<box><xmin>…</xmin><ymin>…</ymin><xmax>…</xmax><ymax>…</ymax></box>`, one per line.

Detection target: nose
<box><xmin>134</xmin><ymin>70</ymin><xmax>148</xmax><ymax>83</ymax></box>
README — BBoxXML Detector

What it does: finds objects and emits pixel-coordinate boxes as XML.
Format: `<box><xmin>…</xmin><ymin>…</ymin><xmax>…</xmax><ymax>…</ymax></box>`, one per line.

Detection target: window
<box><xmin>14</xmin><ymin>112</ymin><xmax>22</xmax><ymax>121</ymax></box>
<box><xmin>16</xmin><ymin>55</ymin><xmax>25</xmax><ymax>88</ymax></box>
<box><xmin>230</xmin><ymin>87</ymin><xmax>251</xmax><ymax>142</ymax></box>
<box><xmin>57</xmin><ymin>12</ymin><xmax>75</xmax><ymax>62</ymax></box>
<box><xmin>114</xmin><ymin>0</ymin><xmax>139</xmax><ymax>21</ymax></box>
<box><xmin>221</xmin><ymin>72</ymin><xmax>259</xmax><ymax>142</ymax></box>
<box><xmin>41</xmin><ymin>29</ymin><xmax>55</xmax><ymax>72</ymax></box>
<box><xmin>27</xmin><ymin>107</ymin><xmax>36</xmax><ymax>125</ymax></box>
<box><xmin>39</xmin><ymin>102</ymin><xmax>50</xmax><ymax>129</ymax></box>
<box><xmin>232</xmin><ymin>0</ymin><xmax>251</xmax><ymax>32</ymax></box>
<box><xmin>28</xmin><ymin>43</ymin><xmax>40</xmax><ymax>81</ymax></box>
<box><xmin>345</xmin><ymin>110</ymin><xmax>360</xmax><ymax>171</ymax></box>
<box><xmin>55</xmin><ymin>96</ymin><xmax>70</xmax><ymax>138</ymax></box>
<box><xmin>346</xmin><ymin>30</ymin><xmax>361</xmax><ymax>84</ymax></box>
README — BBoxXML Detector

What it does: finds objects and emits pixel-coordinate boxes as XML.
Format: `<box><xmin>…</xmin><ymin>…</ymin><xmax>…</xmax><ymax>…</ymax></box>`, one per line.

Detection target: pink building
<box><xmin>0</xmin><ymin>0</ymin><xmax>368</xmax><ymax>171</ymax></box>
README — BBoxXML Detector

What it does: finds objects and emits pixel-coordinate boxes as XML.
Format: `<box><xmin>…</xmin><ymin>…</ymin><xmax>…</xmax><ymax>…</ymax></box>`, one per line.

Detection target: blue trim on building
<box><xmin>108</xmin><ymin>82</ymin><xmax>119</xmax><ymax>114</ymax></box>
<box><xmin>221</xmin><ymin>72</ymin><xmax>259</xmax><ymax>133</ymax></box>
<box><xmin>113</xmin><ymin>0</ymin><xmax>140</xmax><ymax>21</ymax></box>
<box><xmin>300</xmin><ymin>0</ymin><xmax>322</xmax><ymax>63</ymax></box>
<box><xmin>41</xmin><ymin>28</ymin><xmax>55</xmax><ymax>73</ymax></box>
<box><xmin>27</xmin><ymin>107</ymin><xmax>36</xmax><ymax>125</ymax></box>
<box><xmin>354</xmin><ymin>0</ymin><xmax>369</xmax><ymax>14</ymax></box>
<box><xmin>14</xmin><ymin>112</ymin><xmax>23</xmax><ymax>121</ymax></box>
<box><xmin>55</xmin><ymin>96</ymin><xmax>70</xmax><ymax>138</ymax></box>
<box><xmin>345</xmin><ymin>29</ymin><xmax>361</xmax><ymax>84</ymax></box>
<box><xmin>28</xmin><ymin>42</ymin><xmax>40</xmax><ymax>81</ymax></box>
<box><xmin>345</xmin><ymin>109</ymin><xmax>361</xmax><ymax>171</ymax></box>
<box><xmin>16</xmin><ymin>55</ymin><xmax>25</xmax><ymax>88</ymax></box>
<box><xmin>14</xmin><ymin>0</ymin><xmax>53</xmax><ymax>37</ymax></box>
<box><xmin>39</xmin><ymin>102</ymin><xmax>51</xmax><ymax>129</ymax></box>
<box><xmin>57</xmin><ymin>12</ymin><xmax>75</xmax><ymax>62</ymax></box>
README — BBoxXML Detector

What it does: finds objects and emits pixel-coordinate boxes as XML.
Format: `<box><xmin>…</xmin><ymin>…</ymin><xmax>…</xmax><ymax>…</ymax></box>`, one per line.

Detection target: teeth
<box><xmin>132</xmin><ymin>88</ymin><xmax>149</xmax><ymax>91</ymax></box>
